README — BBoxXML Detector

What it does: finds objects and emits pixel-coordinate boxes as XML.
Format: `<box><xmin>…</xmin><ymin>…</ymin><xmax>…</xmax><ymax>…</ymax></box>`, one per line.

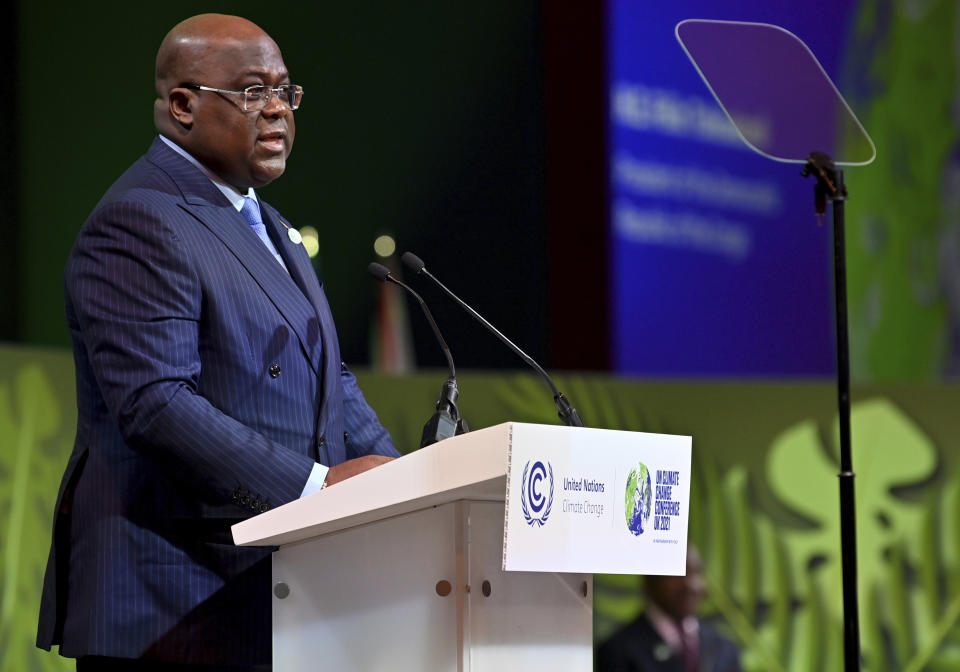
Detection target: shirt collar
<box><xmin>159</xmin><ymin>134</ymin><xmax>256</xmax><ymax>212</ymax></box>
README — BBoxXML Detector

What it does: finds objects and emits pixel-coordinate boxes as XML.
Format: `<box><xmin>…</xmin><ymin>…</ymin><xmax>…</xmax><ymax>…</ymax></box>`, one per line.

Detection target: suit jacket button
<box><xmin>269</xmin><ymin>364</ymin><xmax>281</xmax><ymax>378</ymax></box>
<box><xmin>318</xmin><ymin>436</ymin><xmax>326</xmax><ymax>448</ymax></box>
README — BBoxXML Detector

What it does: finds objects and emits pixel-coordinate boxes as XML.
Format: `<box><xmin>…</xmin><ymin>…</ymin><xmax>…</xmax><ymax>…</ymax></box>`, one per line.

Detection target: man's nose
<box><xmin>261</xmin><ymin>90</ymin><xmax>289</xmax><ymax>115</ymax></box>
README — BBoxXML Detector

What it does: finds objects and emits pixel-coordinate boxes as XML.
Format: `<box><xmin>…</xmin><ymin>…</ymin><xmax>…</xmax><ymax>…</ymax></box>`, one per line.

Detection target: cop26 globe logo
<box><xmin>521</xmin><ymin>460</ymin><xmax>554</xmax><ymax>527</ymax></box>
<box><xmin>625</xmin><ymin>462</ymin><xmax>652</xmax><ymax>535</ymax></box>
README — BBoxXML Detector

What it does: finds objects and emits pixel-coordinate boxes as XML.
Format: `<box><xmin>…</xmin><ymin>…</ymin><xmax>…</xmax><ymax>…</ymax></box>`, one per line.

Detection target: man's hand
<box><xmin>325</xmin><ymin>455</ymin><xmax>395</xmax><ymax>486</ymax></box>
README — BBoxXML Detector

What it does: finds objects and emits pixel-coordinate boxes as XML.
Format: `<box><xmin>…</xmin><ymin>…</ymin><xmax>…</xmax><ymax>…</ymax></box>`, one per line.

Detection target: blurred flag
<box><xmin>370</xmin><ymin>258</ymin><xmax>416</xmax><ymax>373</ymax></box>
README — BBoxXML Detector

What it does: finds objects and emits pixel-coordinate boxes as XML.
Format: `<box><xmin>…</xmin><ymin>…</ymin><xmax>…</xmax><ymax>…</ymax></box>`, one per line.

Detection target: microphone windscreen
<box><xmin>401</xmin><ymin>252</ymin><xmax>425</xmax><ymax>273</ymax></box>
<box><xmin>367</xmin><ymin>262</ymin><xmax>392</xmax><ymax>282</ymax></box>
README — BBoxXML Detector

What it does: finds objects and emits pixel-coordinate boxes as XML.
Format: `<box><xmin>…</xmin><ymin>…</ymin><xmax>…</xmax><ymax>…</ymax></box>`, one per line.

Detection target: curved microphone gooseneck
<box><xmin>368</xmin><ymin>262</ymin><xmax>468</xmax><ymax>447</ymax></box>
<box><xmin>400</xmin><ymin>252</ymin><xmax>584</xmax><ymax>428</ymax></box>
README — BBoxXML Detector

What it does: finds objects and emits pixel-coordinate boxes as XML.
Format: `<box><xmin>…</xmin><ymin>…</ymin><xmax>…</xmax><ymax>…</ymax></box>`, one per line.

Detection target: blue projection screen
<box><xmin>609</xmin><ymin>2</ymin><xmax>860</xmax><ymax>377</ymax></box>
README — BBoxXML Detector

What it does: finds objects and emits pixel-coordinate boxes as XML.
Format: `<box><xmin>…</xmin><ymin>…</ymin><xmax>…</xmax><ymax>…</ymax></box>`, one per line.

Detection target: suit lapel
<box><xmin>260</xmin><ymin>203</ymin><xmax>345</xmax><ymax>446</ymax></box>
<box><xmin>259</xmin><ymin>205</ymin><xmax>323</xmax><ymax>308</ymax></box>
<box><xmin>147</xmin><ymin>139</ymin><xmax>323</xmax><ymax>375</ymax></box>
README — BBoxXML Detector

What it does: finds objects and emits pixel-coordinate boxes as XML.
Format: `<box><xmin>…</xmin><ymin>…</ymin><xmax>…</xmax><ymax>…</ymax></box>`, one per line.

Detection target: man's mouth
<box><xmin>257</xmin><ymin>131</ymin><xmax>286</xmax><ymax>152</ymax></box>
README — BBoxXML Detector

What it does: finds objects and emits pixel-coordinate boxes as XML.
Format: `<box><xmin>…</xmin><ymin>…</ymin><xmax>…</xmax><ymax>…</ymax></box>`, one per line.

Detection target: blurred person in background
<box><xmin>597</xmin><ymin>545</ymin><xmax>742</xmax><ymax>672</ymax></box>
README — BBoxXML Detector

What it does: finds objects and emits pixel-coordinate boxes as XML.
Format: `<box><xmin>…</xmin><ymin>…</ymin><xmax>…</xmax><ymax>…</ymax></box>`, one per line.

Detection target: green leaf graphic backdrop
<box><xmin>1</xmin><ymin>344</ymin><xmax>959</xmax><ymax>670</ymax></box>
<box><xmin>843</xmin><ymin>0</ymin><xmax>959</xmax><ymax>380</ymax></box>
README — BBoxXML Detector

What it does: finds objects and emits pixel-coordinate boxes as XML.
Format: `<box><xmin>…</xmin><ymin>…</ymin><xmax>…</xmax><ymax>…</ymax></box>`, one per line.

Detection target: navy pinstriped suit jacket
<box><xmin>37</xmin><ymin>137</ymin><xmax>398</xmax><ymax>665</ymax></box>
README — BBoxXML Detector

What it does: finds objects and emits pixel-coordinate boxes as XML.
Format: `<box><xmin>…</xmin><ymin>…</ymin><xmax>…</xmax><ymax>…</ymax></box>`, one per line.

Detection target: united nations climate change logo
<box><xmin>624</xmin><ymin>462</ymin><xmax>652</xmax><ymax>535</ymax></box>
<box><xmin>521</xmin><ymin>460</ymin><xmax>554</xmax><ymax>527</ymax></box>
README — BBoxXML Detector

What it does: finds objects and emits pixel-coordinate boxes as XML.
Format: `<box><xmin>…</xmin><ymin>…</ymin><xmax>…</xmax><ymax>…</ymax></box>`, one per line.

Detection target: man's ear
<box><xmin>168</xmin><ymin>88</ymin><xmax>195</xmax><ymax>129</ymax></box>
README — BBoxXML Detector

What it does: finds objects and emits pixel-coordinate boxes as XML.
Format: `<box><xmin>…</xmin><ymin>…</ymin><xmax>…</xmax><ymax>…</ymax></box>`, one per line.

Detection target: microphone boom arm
<box><xmin>368</xmin><ymin>262</ymin><xmax>468</xmax><ymax>446</ymax></box>
<box><xmin>401</xmin><ymin>252</ymin><xmax>584</xmax><ymax>427</ymax></box>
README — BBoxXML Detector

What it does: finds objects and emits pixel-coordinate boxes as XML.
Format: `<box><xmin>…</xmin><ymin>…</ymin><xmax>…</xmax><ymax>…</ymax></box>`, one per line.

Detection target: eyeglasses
<box><xmin>184</xmin><ymin>83</ymin><xmax>304</xmax><ymax>111</ymax></box>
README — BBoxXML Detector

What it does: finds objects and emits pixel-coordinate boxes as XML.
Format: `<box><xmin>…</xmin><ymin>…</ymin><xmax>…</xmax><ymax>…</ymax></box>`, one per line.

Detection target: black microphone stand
<box><xmin>368</xmin><ymin>263</ymin><xmax>468</xmax><ymax>447</ymax></box>
<box><xmin>401</xmin><ymin>252</ymin><xmax>584</xmax><ymax>427</ymax></box>
<box><xmin>802</xmin><ymin>152</ymin><xmax>861</xmax><ymax>672</ymax></box>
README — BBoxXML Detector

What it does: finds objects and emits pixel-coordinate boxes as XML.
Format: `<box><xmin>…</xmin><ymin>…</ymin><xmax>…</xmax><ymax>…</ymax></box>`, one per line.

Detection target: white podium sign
<box><xmin>503</xmin><ymin>423</ymin><xmax>691</xmax><ymax>574</ymax></box>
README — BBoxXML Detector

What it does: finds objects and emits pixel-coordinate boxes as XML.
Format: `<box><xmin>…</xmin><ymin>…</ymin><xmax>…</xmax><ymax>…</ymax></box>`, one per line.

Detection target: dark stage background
<box><xmin>3</xmin><ymin>2</ymin><xmax>608</xmax><ymax>371</ymax></box>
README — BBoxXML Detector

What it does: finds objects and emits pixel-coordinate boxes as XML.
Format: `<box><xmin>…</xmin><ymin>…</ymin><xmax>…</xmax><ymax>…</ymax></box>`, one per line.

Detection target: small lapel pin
<box><xmin>277</xmin><ymin>217</ymin><xmax>303</xmax><ymax>245</ymax></box>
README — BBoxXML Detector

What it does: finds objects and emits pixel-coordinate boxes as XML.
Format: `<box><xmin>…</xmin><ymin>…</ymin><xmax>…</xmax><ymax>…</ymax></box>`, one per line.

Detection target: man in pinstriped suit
<box><xmin>36</xmin><ymin>14</ymin><xmax>400</xmax><ymax>671</ymax></box>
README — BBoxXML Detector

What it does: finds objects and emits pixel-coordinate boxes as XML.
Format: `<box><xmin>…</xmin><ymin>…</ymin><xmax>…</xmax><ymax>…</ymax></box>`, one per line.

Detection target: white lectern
<box><xmin>232</xmin><ymin>422</ymin><xmax>691</xmax><ymax>671</ymax></box>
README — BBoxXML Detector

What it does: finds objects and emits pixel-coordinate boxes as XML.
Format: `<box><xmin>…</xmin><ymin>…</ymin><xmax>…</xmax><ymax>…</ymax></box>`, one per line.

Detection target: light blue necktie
<box><xmin>240</xmin><ymin>197</ymin><xmax>287</xmax><ymax>270</ymax></box>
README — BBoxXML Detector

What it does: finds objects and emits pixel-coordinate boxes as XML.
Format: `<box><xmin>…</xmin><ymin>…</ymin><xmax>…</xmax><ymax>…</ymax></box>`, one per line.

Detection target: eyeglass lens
<box><xmin>245</xmin><ymin>86</ymin><xmax>302</xmax><ymax>110</ymax></box>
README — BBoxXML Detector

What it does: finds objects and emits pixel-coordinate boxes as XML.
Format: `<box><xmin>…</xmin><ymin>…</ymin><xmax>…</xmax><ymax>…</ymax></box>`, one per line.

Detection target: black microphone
<box><xmin>368</xmin><ymin>262</ymin><xmax>468</xmax><ymax>447</ymax></box>
<box><xmin>400</xmin><ymin>252</ymin><xmax>584</xmax><ymax>427</ymax></box>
